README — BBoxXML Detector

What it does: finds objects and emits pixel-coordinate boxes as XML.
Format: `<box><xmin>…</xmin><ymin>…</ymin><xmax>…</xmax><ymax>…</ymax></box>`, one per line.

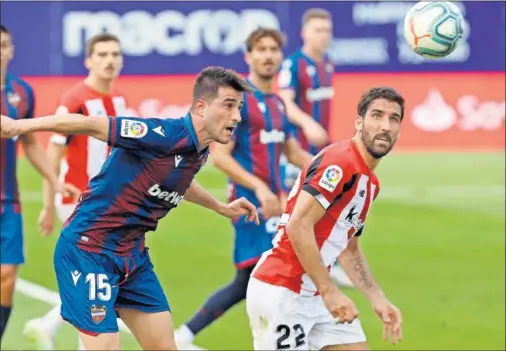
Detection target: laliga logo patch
<box><xmin>318</xmin><ymin>165</ymin><xmax>343</xmax><ymax>192</ymax></box>
<box><xmin>90</xmin><ymin>304</ymin><xmax>107</xmax><ymax>324</ymax></box>
<box><xmin>121</xmin><ymin>119</ymin><xmax>148</xmax><ymax>138</ymax></box>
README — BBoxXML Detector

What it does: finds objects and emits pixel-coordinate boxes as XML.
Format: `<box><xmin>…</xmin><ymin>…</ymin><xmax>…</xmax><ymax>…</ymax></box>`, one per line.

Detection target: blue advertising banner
<box><xmin>1</xmin><ymin>1</ymin><xmax>504</xmax><ymax>75</ymax></box>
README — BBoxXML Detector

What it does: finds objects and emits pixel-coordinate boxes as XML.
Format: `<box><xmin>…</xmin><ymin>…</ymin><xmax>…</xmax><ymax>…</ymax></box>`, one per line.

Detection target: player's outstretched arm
<box><xmin>0</xmin><ymin>114</ymin><xmax>109</xmax><ymax>142</ymax></box>
<box><xmin>339</xmin><ymin>237</ymin><xmax>403</xmax><ymax>344</ymax></box>
<box><xmin>185</xmin><ymin>180</ymin><xmax>259</xmax><ymax>224</ymax></box>
<box><xmin>39</xmin><ymin>141</ymin><xmax>67</xmax><ymax>236</ymax></box>
<box><xmin>19</xmin><ymin>132</ymin><xmax>80</xmax><ymax>208</ymax></box>
<box><xmin>283</xmin><ymin>137</ymin><xmax>313</xmax><ymax>169</ymax></box>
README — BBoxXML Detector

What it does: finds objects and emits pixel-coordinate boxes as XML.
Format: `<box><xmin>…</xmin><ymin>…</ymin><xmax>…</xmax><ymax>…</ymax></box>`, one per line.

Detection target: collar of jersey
<box><xmin>183</xmin><ymin>112</ymin><xmax>202</xmax><ymax>153</ymax></box>
<box><xmin>3</xmin><ymin>73</ymin><xmax>13</xmax><ymax>91</ymax></box>
<box><xmin>246</xmin><ymin>78</ymin><xmax>273</xmax><ymax>97</ymax></box>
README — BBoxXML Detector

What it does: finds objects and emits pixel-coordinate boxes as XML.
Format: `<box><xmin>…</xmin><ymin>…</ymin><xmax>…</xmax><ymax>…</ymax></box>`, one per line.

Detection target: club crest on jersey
<box><xmin>319</xmin><ymin>165</ymin><xmax>343</xmax><ymax>192</ymax></box>
<box><xmin>7</xmin><ymin>92</ymin><xmax>20</xmax><ymax>107</ymax></box>
<box><xmin>90</xmin><ymin>305</ymin><xmax>107</xmax><ymax>324</ymax></box>
<box><xmin>121</xmin><ymin>119</ymin><xmax>148</xmax><ymax>138</ymax></box>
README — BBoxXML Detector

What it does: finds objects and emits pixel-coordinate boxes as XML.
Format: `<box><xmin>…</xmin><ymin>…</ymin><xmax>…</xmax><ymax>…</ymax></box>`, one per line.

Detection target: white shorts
<box><xmin>246</xmin><ymin>278</ymin><xmax>366</xmax><ymax>350</ymax></box>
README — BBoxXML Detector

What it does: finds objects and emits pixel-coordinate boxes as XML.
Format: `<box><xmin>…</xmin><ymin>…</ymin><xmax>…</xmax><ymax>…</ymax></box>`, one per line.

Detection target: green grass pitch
<box><xmin>2</xmin><ymin>152</ymin><xmax>505</xmax><ymax>350</ymax></box>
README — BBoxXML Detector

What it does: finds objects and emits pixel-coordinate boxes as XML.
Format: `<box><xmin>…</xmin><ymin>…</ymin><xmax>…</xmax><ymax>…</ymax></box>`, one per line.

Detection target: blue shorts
<box><xmin>233</xmin><ymin>215</ymin><xmax>279</xmax><ymax>269</ymax></box>
<box><xmin>54</xmin><ymin>236</ymin><xmax>170</xmax><ymax>335</ymax></box>
<box><xmin>1</xmin><ymin>203</ymin><xmax>24</xmax><ymax>265</ymax></box>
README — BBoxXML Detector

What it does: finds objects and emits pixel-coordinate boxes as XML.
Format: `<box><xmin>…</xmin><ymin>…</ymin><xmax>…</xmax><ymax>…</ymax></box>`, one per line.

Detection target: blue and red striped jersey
<box><xmin>278</xmin><ymin>49</ymin><xmax>335</xmax><ymax>154</ymax></box>
<box><xmin>228</xmin><ymin>79</ymin><xmax>295</xmax><ymax>205</ymax></box>
<box><xmin>0</xmin><ymin>73</ymin><xmax>35</xmax><ymax>210</ymax></box>
<box><xmin>61</xmin><ymin>114</ymin><xmax>209</xmax><ymax>255</ymax></box>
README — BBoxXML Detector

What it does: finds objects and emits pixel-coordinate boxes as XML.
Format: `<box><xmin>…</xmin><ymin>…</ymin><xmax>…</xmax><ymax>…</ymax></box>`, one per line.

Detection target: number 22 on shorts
<box><xmin>85</xmin><ymin>273</ymin><xmax>112</xmax><ymax>301</ymax></box>
<box><xmin>276</xmin><ymin>323</ymin><xmax>306</xmax><ymax>349</ymax></box>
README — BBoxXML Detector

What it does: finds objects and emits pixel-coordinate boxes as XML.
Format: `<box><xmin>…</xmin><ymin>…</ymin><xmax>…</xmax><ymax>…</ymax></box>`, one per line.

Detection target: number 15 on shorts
<box><xmin>85</xmin><ymin>273</ymin><xmax>112</xmax><ymax>301</ymax></box>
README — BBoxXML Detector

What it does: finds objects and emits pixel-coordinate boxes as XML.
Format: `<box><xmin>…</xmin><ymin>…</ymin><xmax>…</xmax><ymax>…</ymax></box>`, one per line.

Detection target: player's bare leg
<box><xmin>118</xmin><ymin>308</ymin><xmax>177</xmax><ymax>350</ymax></box>
<box><xmin>78</xmin><ymin>331</ymin><xmax>120</xmax><ymax>350</ymax></box>
<box><xmin>322</xmin><ymin>342</ymin><xmax>369</xmax><ymax>350</ymax></box>
<box><xmin>0</xmin><ymin>264</ymin><xmax>17</xmax><ymax>339</ymax></box>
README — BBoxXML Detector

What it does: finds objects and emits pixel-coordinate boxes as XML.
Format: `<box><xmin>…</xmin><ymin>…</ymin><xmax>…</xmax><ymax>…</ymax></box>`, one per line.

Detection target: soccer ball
<box><xmin>403</xmin><ymin>1</ymin><xmax>464</xmax><ymax>59</ymax></box>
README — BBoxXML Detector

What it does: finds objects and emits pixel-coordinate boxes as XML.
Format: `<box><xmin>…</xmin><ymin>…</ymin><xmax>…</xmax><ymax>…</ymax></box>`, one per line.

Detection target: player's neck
<box><xmin>84</xmin><ymin>75</ymin><xmax>113</xmax><ymax>94</ymax></box>
<box><xmin>302</xmin><ymin>45</ymin><xmax>324</xmax><ymax>62</ymax></box>
<box><xmin>247</xmin><ymin>74</ymin><xmax>273</xmax><ymax>93</ymax></box>
<box><xmin>352</xmin><ymin>136</ymin><xmax>381</xmax><ymax>171</ymax></box>
<box><xmin>188</xmin><ymin>111</ymin><xmax>212</xmax><ymax>151</ymax></box>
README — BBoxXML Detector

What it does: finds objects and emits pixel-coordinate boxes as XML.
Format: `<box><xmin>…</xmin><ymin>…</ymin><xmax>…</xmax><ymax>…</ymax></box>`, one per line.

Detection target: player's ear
<box><xmin>193</xmin><ymin>99</ymin><xmax>206</xmax><ymax>118</ymax></box>
<box><xmin>84</xmin><ymin>57</ymin><xmax>92</xmax><ymax>70</ymax></box>
<box><xmin>355</xmin><ymin>115</ymin><xmax>363</xmax><ymax>132</ymax></box>
<box><xmin>244</xmin><ymin>52</ymin><xmax>252</xmax><ymax>66</ymax></box>
<box><xmin>9</xmin><ymin>44</ymin><xmax>14</xmax><ymax>60</ymax></box>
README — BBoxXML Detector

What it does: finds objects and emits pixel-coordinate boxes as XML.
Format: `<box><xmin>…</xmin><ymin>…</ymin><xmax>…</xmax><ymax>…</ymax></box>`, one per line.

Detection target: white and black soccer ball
<box><xmin>403</xmin><ymin>1</ymin><xmax>465</xmax><ymax>59</ymax></box>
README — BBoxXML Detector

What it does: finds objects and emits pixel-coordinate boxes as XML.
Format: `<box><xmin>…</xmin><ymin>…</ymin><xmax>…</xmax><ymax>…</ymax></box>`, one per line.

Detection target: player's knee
<box><xmin>0</xmin><ymin>265</ymin><xmax>18</xmax><ymax>304</ymax></box>
<box><xmin>144</xmin><ymin>338</ymin><xmax>177</xmax><ymax>350</ymax></box>
<box><xmin>79</xmin><ymin>331</ymin><xmax>120</xmax><ymax>350</ymax></box>
<box><xmin>230</xmin><ymin>268</ymin><xmax>251</xmax><ymax>300</ymax></box>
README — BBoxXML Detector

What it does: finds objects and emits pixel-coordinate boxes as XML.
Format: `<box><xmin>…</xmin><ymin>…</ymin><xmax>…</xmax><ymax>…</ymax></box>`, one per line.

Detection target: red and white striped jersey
<box><xmin>252</xmin><ymin>139</ymin><xmax>380</xmax><ymax>296</ymax></box>
<box><xmin>50</xmin><ymin>81</ymin><xmax>128</xmax><ymax>204</ymax></box>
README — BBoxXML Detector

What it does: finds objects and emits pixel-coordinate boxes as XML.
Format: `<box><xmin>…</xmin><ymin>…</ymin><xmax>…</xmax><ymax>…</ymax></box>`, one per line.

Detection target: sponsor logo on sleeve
<box><xmin>120</xmin><ymin>119</ymin><xmax>148</xmax><ymax>138</ymax></box>
<box><xmin>318</xmin><ymin>165</ymin><xmax>343</xmax><ymax>192</ymax></box>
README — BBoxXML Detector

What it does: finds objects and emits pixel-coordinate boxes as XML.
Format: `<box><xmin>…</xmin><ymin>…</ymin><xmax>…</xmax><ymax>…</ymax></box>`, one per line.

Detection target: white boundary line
<box><xmin>18</xmin><ymin>185</ymin><xmax>506</xmax><ymax>203</ymax></box>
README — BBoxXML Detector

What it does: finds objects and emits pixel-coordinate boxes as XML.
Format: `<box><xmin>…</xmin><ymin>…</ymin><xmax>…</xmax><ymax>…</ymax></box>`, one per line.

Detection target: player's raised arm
<box><xmin>0</xmin><ymin>113</ymin><xmax>109</xmax><ymax>142</ymax></box>
<box><xmin>283</xmin><ymin>136</ymin><xmax>313</xmax><ymax>169</ymax></box>
<box><xmin>185</xmin><ymin>180</ymin><xmax>259</xmax><ymax>224</ymax></box>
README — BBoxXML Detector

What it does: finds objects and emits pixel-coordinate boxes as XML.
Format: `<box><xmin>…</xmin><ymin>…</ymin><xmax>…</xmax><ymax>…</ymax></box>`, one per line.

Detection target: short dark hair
<box><xmin>192</xmin><ymin>66</ymin><xmax>252</xmax><ymax>103</ymax></box>
<box><xmin>302</xmin><ymin>8</ymin><xmax>332</xmax><ymax>25</ymax></box>
<box><xmin>245</xmin><ymin>27</ymin><xmax>285</xmax><ymax>52</ymax></box>
<box><xmin>85</xmin><ymin>33</ymin><xmax>120</xmax><ymax>57</ymax></box>
<box><xmin>357</xmin><ymin>87</ymin><xmax>405</xmax><ymax>120</ymax></box>
<box><xmin>0</xmin><ymin>25</ymin><xmax>10</xmax><ymax>35</ymax></box>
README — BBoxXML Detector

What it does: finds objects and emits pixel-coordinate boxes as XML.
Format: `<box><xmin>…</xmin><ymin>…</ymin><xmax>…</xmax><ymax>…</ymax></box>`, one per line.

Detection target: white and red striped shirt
<box><xmin>50</xmin><ymin>81</ymin><xmax>128</xmax><ymax>204</ymax></box>
<box><xmin>252</xmin><ymin>139</ymin><xmax>380</xmax><ymax>296</ymax></box>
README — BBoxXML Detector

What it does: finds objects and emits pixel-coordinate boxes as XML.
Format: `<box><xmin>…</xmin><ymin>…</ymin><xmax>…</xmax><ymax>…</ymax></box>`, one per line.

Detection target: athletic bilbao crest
<box><xmin>90</xmin><ymin>304</ymin><xmax>107</xmax><ymax>324</ymax></box>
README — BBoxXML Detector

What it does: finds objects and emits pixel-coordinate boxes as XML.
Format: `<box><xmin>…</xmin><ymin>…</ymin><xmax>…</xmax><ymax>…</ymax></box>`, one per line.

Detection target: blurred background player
<box><xmin>1</xmin><ymin>66</ymin><xmax>259</xmax><ymax>351</ymax></box>
<box><xmin>247</xmin><ymin>87</ymin><xmax>404</xmax><ymax>350</ymax></box>
<box><xmin>278</xmin><ymin>8</ymin><xmax>354</xmax><ymax>288</ymax></box>
<box><xmin>0</xmin><ymin>24</ymin><xmax>77</xmax><ymax>343</ymax></box>
<box><xmin>175</xmin><ymin>28</ymin><xmax>312</xmax><ymax>349</ymax></box>
<box><xmin>22</xmin><ymin>33</ymin><xmax>127</xmax><ymax>350</ymax></box>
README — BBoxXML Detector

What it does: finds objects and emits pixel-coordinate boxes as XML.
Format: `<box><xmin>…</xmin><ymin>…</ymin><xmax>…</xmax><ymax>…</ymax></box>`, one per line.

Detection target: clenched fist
<box><xmin>321</xmin><ymin>285</ymin><xmax>359</xmax><ymax>324</ymax></box>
